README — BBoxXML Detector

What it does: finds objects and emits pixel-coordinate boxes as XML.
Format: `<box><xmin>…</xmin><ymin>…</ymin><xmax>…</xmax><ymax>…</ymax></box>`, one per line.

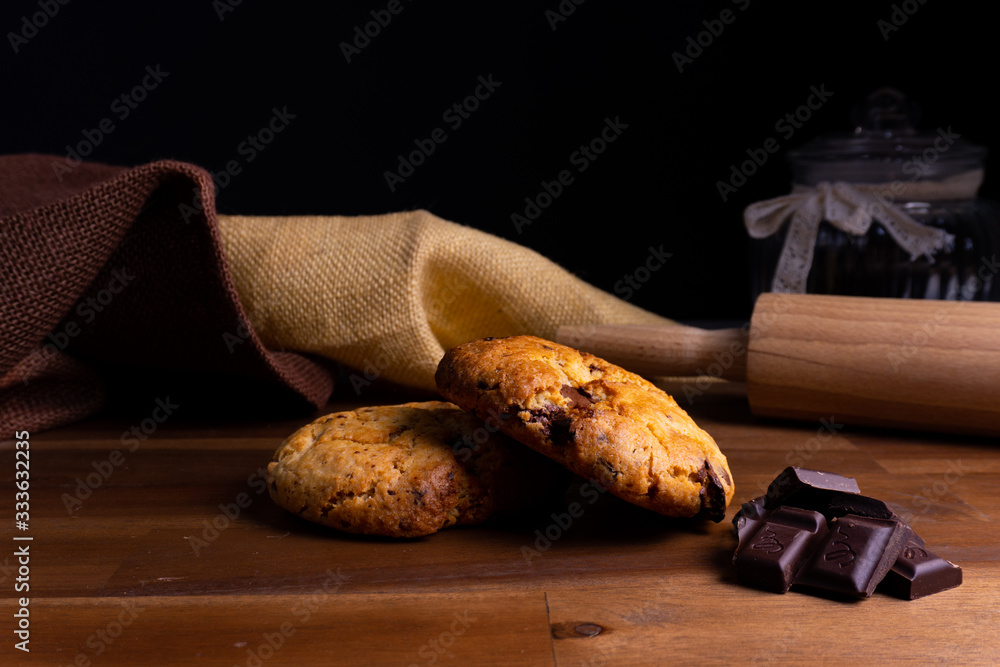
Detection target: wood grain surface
<box><xmin>2</xmin><ymin>386</ymin><xmax>998</xmax><ymax>666</ymax></box>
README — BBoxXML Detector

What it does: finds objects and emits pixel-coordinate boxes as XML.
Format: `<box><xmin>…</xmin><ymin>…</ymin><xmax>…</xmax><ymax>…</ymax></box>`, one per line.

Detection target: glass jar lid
<box><xmin>787</xmin><ymin>88</ymin><xmax>987</xmax><ymax>186</ymax></box>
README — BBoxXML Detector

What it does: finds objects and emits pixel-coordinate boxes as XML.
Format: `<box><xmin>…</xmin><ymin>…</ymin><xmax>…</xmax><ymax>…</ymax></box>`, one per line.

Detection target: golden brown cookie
<box><xmin>435</xmin><ymin>336</ymin><xmax>735</xmax><ymax>521</ymax></box>
<box><xmin>266</xmin><ymin>401</ymin><xmax>567</xmax><ymax>537</ymax></box>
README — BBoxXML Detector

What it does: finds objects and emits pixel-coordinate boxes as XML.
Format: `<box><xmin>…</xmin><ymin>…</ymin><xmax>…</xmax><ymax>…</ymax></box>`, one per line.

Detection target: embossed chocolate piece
<box><xmin>733</xmin><ymin>506</ymin><xmax>828</xmax><ymax>593</ymax></box>
<box><xmin>881</xmin><ymin>541</ymin><xmax>963</xmax><ymax>600</ymax></box>
<box><xmin>794</xmin><ymin>514</ymin><xmax>911</xmax><ymax>598</ymax></box>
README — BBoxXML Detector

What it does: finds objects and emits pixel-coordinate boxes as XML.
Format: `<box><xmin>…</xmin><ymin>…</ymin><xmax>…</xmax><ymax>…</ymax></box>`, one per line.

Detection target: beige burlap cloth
<box><xmin>217</xmin><ymin>211</ymin><xmax>669</xmax><ymax>391</ymax></box>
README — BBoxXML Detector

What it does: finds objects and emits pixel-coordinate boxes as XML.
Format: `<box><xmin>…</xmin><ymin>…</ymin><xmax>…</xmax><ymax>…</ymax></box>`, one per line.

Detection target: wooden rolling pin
<box><xmin>556</xmin><ymin>292</ymin><xmax>1000</xmax><ymax>437</ymax></box>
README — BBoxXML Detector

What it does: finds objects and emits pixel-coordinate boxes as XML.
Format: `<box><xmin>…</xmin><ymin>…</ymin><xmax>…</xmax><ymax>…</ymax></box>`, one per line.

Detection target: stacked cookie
<box><xmin>266</xmin><ymin>336</ymin><xmax>735</xmax><ymax>537</ymax></box>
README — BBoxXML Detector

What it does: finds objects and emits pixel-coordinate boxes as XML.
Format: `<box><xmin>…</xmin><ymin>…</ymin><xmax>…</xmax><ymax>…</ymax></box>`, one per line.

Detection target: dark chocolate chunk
<box><xmin>880</xmin><ymin>540</ymin><xmax>963</xmax><ymax>600</ymax></box>
<box><xmin>794</xmin><ymin>514</ymin><xmax>911</xmax><ymax>598</ymax></box>
<box><xmin>733</xmin><ymin>506</ymin><xmax>828</xmax><ymax>593</ymax></box>
<box><xmin>694</xmin><ymin>461</ymin><xmax>728</xmax><ymax>523</ymax></box>
<box><xmin>734</xmin><ymin>514</ymin><xmax>761</xmax><ymax>543</ymax></box>
<box><xmin>758</xmin><ymin>468</ymin><xmax>898</xmax><ymax>527</ymax></box>
<box><xmin>734</xmin><ymin>516</ymin><xmax>763</xmax><ymax>544</ymax></box>
<box><xmin>763</xmin><ymin>467</ymin><xmax>861</xmax><ymax>508</ymax></box>
<box><xmin>731</xmin><ymin>495</ymin><xmax>767</xmax><ymax>538</ymax></box>
<box><xmin>784</xmin><ymin>490</ymin><xmax>899</xmax><ymax>522</ymax></box>
<box><xmin>739</xmin><ymin>494</ymin><xmax>769</xmax><ymax>520</ymax></box>
<box><xmin>560</xmin><ymin>385</ymin><xmax>594</xmax><ymax>408</ymax></box>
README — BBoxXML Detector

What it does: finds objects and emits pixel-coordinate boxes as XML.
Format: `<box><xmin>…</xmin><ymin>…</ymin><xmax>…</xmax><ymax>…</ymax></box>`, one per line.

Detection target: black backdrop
<box><xmin>3</xmin><ymin>0</ymin><xmax>997</xmax><ymax>322</ymax></box>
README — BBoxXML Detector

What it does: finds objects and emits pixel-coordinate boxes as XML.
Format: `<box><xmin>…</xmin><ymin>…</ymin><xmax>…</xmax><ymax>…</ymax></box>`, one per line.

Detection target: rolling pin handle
<box><xmin>554</xmin><ymin>324</ymin><xmax>749</xmax><ymax>382</ymax></box>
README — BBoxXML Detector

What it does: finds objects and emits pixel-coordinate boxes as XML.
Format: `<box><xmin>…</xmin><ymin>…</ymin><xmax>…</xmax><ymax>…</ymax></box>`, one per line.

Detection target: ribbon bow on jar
<box><xmin>743</xmin><ymin>170</ymin><xmax>983</xmax><ymax>294</ymax></box>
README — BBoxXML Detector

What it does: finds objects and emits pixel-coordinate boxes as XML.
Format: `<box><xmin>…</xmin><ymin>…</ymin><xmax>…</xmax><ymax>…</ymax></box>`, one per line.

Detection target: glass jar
<box><xmin>747</xmin><ymin>88</ymin><xmax>1000</xmax><ymax>302</ymax></box>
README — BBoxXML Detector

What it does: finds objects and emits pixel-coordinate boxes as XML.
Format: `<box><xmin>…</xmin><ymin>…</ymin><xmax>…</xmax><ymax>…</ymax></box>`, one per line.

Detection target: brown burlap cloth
<box><xmin>1</xmin><ymin>154</ymin><xmax>669</xmax><ymax>435</ymax></box>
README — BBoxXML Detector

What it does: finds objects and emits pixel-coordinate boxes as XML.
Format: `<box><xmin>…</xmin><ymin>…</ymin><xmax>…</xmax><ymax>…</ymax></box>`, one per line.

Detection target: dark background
<box><xmin>3</xmin><ymin>0</ymin><xmax>996</xmax><ymax>322</ymax></box>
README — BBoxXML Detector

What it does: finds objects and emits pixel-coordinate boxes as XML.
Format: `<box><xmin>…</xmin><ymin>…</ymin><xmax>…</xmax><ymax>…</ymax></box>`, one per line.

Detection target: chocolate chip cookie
<box><xmin>266</xmin><ymin>401</ymin><xmax>567</xmax><ymax>537</ymax></box>
<box><xmin>435</xmin><ymin>336</ymin><xmax>735</xmax><ymax>521</ymax></box>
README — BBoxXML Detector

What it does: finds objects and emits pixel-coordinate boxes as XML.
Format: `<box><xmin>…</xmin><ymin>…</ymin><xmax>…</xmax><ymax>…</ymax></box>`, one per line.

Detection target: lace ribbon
<box><xmin>743</xmin><ymin>170</ymin><xmax>983</xmax><ymax>293</ymax></box>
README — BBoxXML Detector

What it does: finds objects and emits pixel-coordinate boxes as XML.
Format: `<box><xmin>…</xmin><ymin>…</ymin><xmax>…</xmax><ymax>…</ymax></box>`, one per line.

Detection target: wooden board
<box><xmin>3</xmin><ymin>390</ymin><xmax>998</xmax><ymax>665</ymax></box>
